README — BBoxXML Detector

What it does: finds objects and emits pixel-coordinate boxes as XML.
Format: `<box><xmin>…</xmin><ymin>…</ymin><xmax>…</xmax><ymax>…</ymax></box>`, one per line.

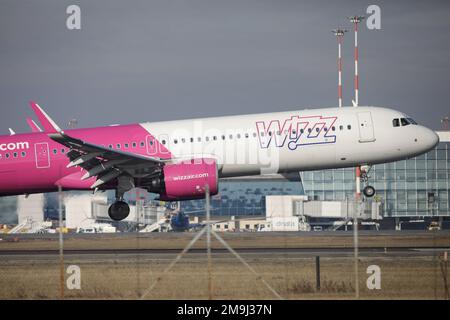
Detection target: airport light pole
<box><xmin>348</xmin><ymin>16</ymin><xmax>365</xmax><ymax>107</ymax></box>
<box><xmin>332</xmin><ymin>28</ymin><xmax>347</xmax><ymax>107</ymax></box>
<box><xmin>205</xmin><ymin>184</ymin><xmax>213</xmax><ymax>300</ymax></box>
<box><xmin>58</xmin><ymin>185</ymin><xmax>65</xmax><ymax>299</ymax></box>
<box><xmin>353</xmin><ymin>202</ymin><xmax>360</xmax><ymax>299</ymax></box>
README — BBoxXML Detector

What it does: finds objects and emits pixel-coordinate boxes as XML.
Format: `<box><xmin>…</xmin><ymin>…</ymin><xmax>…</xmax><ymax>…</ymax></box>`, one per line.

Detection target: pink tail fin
<box><xmin>26</xmin><ymin>117</ymin><xmax>42</xmax><ymax>133</ymax></box>
<box><xmin>29</xmin><ymin>101</ymin><xmax>62</xmax><ymax>133</ymax></box>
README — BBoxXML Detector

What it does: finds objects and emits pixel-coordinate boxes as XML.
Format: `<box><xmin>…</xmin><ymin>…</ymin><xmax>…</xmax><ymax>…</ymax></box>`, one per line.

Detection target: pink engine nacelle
<box><xmin>159</xmin><ymin>158</ymin><xmax>219</xmax><ymax>201</ymax></box>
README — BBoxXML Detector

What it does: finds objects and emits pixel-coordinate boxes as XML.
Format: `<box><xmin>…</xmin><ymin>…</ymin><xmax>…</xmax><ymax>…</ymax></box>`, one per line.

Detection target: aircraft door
<box><xmin>35</xmin><ymin>142</ymin><xmax>50</xmax><ymax>168</ymax></box>
<box><xmin>146</xmin><ymin>135</ymin><xmax>157</xmax><ymax>155</ymax></box>
<box><xmin>357</xmin><ymin>111</ymin><xmax>376</xmax><ymax>143</ymax></box>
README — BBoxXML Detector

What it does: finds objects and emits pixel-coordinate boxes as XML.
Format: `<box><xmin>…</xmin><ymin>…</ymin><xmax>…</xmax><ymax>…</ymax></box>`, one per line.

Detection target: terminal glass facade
<box><xmin>301</xmin><ymin>141</ymin><xmax>450</xmax><ymax>217</ymax></box>
<box><xmin>180</xmin><ymin>179</ymin><xmax>304</xmax><ymax>216</ymax></box>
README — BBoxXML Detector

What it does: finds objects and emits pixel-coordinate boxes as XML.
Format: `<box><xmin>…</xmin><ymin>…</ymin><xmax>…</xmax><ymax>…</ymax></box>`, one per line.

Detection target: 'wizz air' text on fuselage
<box><xmin>255</xmin><ymin>115</ymin><xmax>337</xmax><ymax>150</ymax></box>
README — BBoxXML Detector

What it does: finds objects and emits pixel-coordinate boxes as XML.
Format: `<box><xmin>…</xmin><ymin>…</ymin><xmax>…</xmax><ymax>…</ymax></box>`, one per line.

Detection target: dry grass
<box><xmin>0</xmin><ymin>256</ymin><xmax>447</xmax><ymax>299</ymax></box>
<box><xmin>1</xmin><ymin>232</ymin><xmax>448</xmax><ymax>299</ymax></box>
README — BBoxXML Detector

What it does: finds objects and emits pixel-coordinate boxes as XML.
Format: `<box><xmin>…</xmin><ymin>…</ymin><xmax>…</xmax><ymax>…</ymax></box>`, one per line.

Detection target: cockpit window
<box><xmin>400</xmin><ymin>118</ymin><xmax>410</xmax><ymax>126</ymax></box>
<box><xmin>393</xmin><ymin>119</ymin><xmax>400</xmax><ymax>127</ymax></box>
<box><xmin>407</xmin><ymin>117</ymin><xmax>417</xmax><ymax>125</ymax></box>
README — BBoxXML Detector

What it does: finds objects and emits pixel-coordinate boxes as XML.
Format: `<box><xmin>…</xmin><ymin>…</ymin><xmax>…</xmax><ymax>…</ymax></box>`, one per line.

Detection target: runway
<box><xmin>1</xmin><ymin>230</ymin><xmax>449</xmax><ymax>263</ymax></box>
<box><xmin>1</xmin><ymin>246</ymin><xmax>448</xmax><ymax>265</ymax></box>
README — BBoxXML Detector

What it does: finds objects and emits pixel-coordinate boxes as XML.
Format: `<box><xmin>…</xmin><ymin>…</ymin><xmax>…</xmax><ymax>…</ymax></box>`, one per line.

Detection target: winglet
<box><xmin>26</xmin><ymin>117</ymin><xmax>43</xmax><ymax>133</ymax></box>
<box><xmin>29</xmin><ymin>101</ymin><xmax>62</xmax><ymax>133</ymax></box>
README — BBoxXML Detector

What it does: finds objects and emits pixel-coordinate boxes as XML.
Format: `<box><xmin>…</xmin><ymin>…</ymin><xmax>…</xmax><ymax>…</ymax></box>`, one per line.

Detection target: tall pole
<box><xmin>58</xmin><ymin>185</ymin><xmax>64</xmax><ymax>299</ymax></box>
<box><xmin>348</xmin><ymin>16</ymin><xmax>365</xmax><ymax>107</ymax></box>
<box><xmin>353</xmin><ymin>202</ymin><xmax>359</xmax><ymax>299</ymax></box>
<box><xmin>356</xmin><ymin>166</ymin><xmax>361</xmax><ymax>200</ymax></box>
<box><xmin>205</xmin><ymin>184</ymin><xmax>212</xmax><ymax>300</ymax></box>
<box><xmin>332</xmin><ymin>29</ymin><xmax>347</xmax><ymax>107</ymax></box>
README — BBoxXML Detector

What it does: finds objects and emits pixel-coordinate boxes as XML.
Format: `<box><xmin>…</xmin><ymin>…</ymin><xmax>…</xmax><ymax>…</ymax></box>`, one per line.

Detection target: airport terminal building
<box><xmin>301</xmin><ymin>131</ymin><xmax>450</xmax><ymax>218</ymax></box>
<box><xmin>182</xmin><ymin>131</ymin><xmax>450</xmax><ymax>220</ymax></box>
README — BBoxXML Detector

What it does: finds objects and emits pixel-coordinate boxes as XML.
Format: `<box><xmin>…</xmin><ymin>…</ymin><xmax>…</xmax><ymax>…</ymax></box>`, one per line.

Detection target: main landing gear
<box><xmin>108</xmin><ymin>176</ymin><xmax>134</xmax><ymax>221</ymax></box>
<box><xmin>360</xmin><ymin>165</ymin><xmax>376</xmax><ymax>198</ymax></box>
<box><xmin>108</xmin><ymin>200</ymin><xmax>130</xmax><ymax>221</ymax></box>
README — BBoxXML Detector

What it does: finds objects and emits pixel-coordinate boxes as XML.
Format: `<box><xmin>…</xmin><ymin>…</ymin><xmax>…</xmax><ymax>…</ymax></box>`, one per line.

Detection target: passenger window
<box><xmin>117</xmin><ymin>144</ymin><xmax>121</xmax><ymax>149</ymax></box>
<box><xmin>347</xmin><ymin>125</ymin><xmax>351</xmax><ymax>130</ymax></box>
<box><xmin>190</xmin><ymin>138</ymin><xmax>194</xmax><ymax>143</ymax></box>
<box><xmin>181</xmin><ymin>138</ymin><xmax>185</xmax><ymax>143</ymax></box>
<box><xmin>339</xmin><ymin>125</ymin><xmax>343</xmax><ymax>130</ymax></box>
<box><xmin>393</xmin><ymin>119</ymin><xmax>400</xmax><ymax>127</ymax></box>
<box><xmin>132</xmin><ymin>142</ymin><xmax>137</xmax><ymax>148</ymax></box>
<box><xmin>108</xmin><ymin>144</ymin><xmax>113</xmax><ymax>149</ymax></box>
<box><xmin>162</xmin><ymin>140</ymin><xmax>166</xmax><ymax>145</ymax></box>
<box><xmin>61</xmin><ymin>149</ymin><xmax>65</xmax><ymax>154</ymax></box>
<box><xmin>229</xmin><ymin>134</ymin><xmax>233</xmax><ymax>139</ymax></box>
<box><xmin>332</xmin><ymin>126</ymin><xmax>336</xmax><ymax>131</ymax></box>
<box><xmin>324</xmin><ymin>127</ymin><xmax>328</xmax><ymax>132</ymax></box>
<box><xmin>245</xmin><ymin>133</ymin><xmax>249</xmax><ymax>138</ymax></box>
<box><xmin>237</xmin><ymin>134</ymin><xmax>241</xmax><ymax>139</ymax></box>
<box><xmin>308</xmin><ymin>128</ymin><xmax>312</xmax><ymax>133</ymax></box>
<box><xmin>222</xmin><ymin>135</ymin><xmax>226</xmax><ymax>140</ymax></box>
<box><xmin>53</xmin><ymin>149</ymin><xmax>57</xmax><ymax>154</ymax></box>
<box><xmin>13</xmin><ymin>152</ymin><xmax>18</xmax><ymax>158</ymax></box>
<box><xmin>140</xmin><ymin>141</ymin><xmax>145</xmax><ymax>147</ymax></box>
<box><xmin>252</xmin><ymin>132</ymin><xmax>257</xmax><ymax>138</ymax></box>
<box><xmin>293</xmin><ymin>130</ymin><xmax>297</xmax><ymax>135</ymax></box>
<box><xmin>213</xmin><ymin>136</ymin><xmax>217</xmax><ymax>141</ymax></box>
<box><xmin>316</xmin><ymin>128</ymin><xmax>320</xmax><ymax>132</ymax></box>
<box><xmin>5</xmin><ymin>153</ymin><xmax>10</xmax><ymax>159</ymax></box>
<box><xmin>125</xmin><ymin>143</ymin><xmax>129</xmax><ymax>148</ymax></box>
<box><xmin>174</xmin><ymin>139</ymin><xmax>178</xmax><ymax>144</ymax></box>
<box><xmin>21</xmin><ymin>152</ymin><xmax>26</xmax><ymax>157</ymax></box>
<box><xmin>197</xmin><ymin>137</ymin><xmax>201</xmax><ymax>142</ymax></box>
<box><xmin>299</xmin><ymin>129</ymin><xmax>303</xmax><ymax>134</ymax></box>
<box><xmin>205</xmin><ymin>137</ymin><xmax>209</xmax><ymax>142</ymax></box>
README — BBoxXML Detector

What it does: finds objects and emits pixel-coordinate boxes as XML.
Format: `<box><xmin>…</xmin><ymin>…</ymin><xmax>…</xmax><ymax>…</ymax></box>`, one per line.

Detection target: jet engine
<box><xmin>150</xmin><ymin>158</ymin><xmax>219</xmax><ymax>201</ymax></box>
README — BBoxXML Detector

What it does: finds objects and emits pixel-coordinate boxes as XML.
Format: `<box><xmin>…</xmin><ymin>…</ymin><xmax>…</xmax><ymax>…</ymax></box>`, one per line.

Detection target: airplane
<box><xmin>0</xmin><ymin>102</ymin><xmax>439</xmax><ymax>221</ymax></box>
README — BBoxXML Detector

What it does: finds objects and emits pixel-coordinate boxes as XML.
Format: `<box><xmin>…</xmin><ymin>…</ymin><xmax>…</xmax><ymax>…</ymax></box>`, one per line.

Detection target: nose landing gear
<box><xmin>360</xmin><ymin>165</ymin><xmax>376</xmax><ymax>198</ymax></box>
<box><xmin>363</xmin><ymin>185</ymin><xmax>376</xmax><ymax>197</ymax></box>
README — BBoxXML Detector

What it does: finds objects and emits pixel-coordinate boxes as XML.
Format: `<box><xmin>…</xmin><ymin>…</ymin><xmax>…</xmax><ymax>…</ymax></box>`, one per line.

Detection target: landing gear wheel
<box><xmin>108</xmin><ymin>201</ymin><xmax>130</xmax><ymax>221</ymax></box>
<box><xmin>363</xmin><ymin>186</ymin><xmax>376</xmax><ymax>198</ymax></box>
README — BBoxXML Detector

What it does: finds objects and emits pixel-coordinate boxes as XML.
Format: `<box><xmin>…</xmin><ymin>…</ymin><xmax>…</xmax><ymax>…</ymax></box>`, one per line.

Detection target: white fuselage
<box><xmin>140</xmin><ymin>106</ymin><xmax>439</xmax><ymax>178</ymax></box>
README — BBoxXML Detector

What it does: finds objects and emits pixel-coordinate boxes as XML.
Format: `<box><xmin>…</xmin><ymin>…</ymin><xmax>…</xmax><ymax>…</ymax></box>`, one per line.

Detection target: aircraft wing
<box><xmin>29</xmin><ymin>101</ymin><xmax>169</xmax><ymax>189</ymax></box>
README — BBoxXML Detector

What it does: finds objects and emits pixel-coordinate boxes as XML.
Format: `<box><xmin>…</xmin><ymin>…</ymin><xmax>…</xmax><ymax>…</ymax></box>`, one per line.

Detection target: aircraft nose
<box><xmin>426</xmin><ymin>128</ymin><xmax>439</xmax><ymax>149</ymax></box>
<box><xmin>417</xmin><ymin>127</ymin><xmax>439</xmax><ymax>152</ymax></box>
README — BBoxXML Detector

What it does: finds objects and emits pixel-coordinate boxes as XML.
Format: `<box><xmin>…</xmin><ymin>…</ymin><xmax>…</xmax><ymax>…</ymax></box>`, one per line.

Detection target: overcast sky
<box><xmin>1</xmin><ymin>0</ymin><xmax>449</xmax><ymax>133</ymax></box>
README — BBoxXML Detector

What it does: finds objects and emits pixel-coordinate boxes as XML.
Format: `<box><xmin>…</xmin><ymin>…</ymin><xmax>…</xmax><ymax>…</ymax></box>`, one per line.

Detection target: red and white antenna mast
<box><xmin>348</xmin><ymin>16</ymin><xmax>365</xmax><ymax>107</ymax></box>
<box><xmin>332</xmin><ymin>28</ymin><xmax>347</xmax><ymax>107</ymax></box>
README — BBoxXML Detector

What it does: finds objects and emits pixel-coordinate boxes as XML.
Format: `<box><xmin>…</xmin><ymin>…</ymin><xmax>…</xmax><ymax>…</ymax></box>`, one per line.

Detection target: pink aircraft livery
<box><xmin>0</xmin><ymin>102</ymin><xmax>439</xmax><ymax>220</ymax></box>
